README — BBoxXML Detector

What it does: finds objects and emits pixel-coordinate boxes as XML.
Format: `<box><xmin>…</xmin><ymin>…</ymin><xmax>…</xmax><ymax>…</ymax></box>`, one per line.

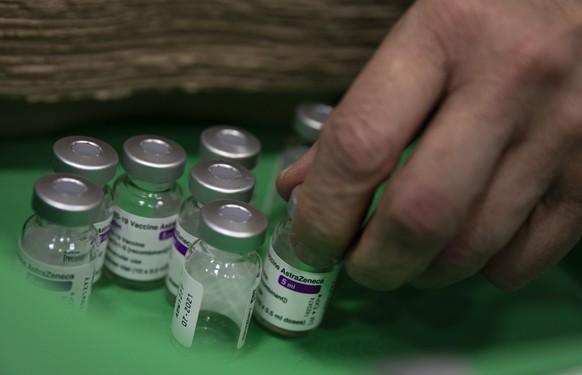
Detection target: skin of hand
<box><xmin>277</xmin><ymin>0</ymin><xmax>582</xmax><ymax>291</ymax></box>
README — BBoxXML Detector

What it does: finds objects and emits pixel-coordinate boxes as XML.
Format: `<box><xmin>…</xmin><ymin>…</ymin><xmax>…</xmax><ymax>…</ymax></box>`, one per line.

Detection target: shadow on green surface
<box><xmin>287</xmin><ymin>259</ymin><xmax>582</xmax><ymax>366</ymax></box>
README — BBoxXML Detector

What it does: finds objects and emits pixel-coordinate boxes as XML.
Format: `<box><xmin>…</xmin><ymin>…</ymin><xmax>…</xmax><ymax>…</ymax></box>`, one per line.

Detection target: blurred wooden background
<box><xmin>0</xmin><ymin>0</ymin><xmax>411</xmax><ymax>133</ymax></box>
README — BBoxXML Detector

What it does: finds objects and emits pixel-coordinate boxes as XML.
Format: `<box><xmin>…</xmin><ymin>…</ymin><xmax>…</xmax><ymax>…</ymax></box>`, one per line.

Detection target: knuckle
<box><xmin>321</xmin><ymin>110</ymin><xmax>398</xmax><ymax>182</ymax></box>
<box><xmin>503</xmin><ymin>30</ymin><xmax>575</xmax><ymax>87</ymax></box>
<box><xmin>344</xmin><ymin>262</ymin><xmax>407</xmax><ymax>292</ymax></box>
<box><xmin>417</xmin><ymin>0</ymin><xmax>483</xmax><ymax>21</ymax></box>
<box><xmin>438</xmin><ymin>232</ymin><xmax>492</xmax><ymax>271</ymax></box>
<box><xmin>386</xmin><ymin>186</ymin><xmax>459</xmax><ymax>249</ymax></box>
<box><xmin>481</xmin><ymin>268</ymin><xmax>526</xmax><ymax>291</ymax></box>
<box><xmin>482</xmin><ymin>255</ymin><xmax>536</xmax><ymax>291</ymax></box>
<box><xmin>416</xmin><ymin>0</ymin><xmax>488</xmax><ymax>35</ymax></box>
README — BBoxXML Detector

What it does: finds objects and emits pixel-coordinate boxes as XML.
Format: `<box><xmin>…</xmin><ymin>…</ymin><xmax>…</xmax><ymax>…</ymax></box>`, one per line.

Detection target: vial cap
<box><xmin>199</xmin><ymin>125</ymin><xmax>261</xmax><ymax>169</ymax></box>
<box><xmin>122</xmin><ymin>135</ymin><xmax>186</xmax><ymax>183</ymax></box>
<box><xmin>52</xmin><ymin>135</ymin><xmax>118</xmax><ymax>186</ymax></box>
<box><xmin>189</xmin><ymin>159</ymin><xmax>255</xmax><ymax>204</ymax></box>
<box><xmin>199</xmin><ymin>200</ymin><xmax>267</xmax><ymax>254</ymax></box>
<box><xmin>293</xmin><ymin>103</ymin><xmax>333</xmax><ymax>143</ymax></box>
<box><xmin>32</xmin><ymin>173</ymin><xmax>103</xmax><ymax>226</ymax></box>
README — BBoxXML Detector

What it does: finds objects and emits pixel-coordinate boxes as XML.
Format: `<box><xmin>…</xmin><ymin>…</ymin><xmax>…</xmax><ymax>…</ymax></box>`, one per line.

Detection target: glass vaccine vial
<box><xmin>254</xmin><ymin>187</ymin><xmax>340</xmax><ymax>336</ymax></box>
<box><xmin>18</xmin><ymin>173</ymin><xmax>103</xmax><ymax>311</ymax></box>
<box><xmin>166</xmin><ymin>159</ymin><xmax>256</xmax><ymax>305</ymax></box>
<box><xmin>52</xmin><ymin>135</ymin><xmax>118</xmax><ymax>283</ymax></box>
<box><xmin>199</xmin><ymin>125</ymin><xmax>261</xmax><ymax>170</ymax></box>
<box><xmin>172</xmin><ymin>200</ymin><xmax>267</xmax><ymax>351</ymax></box>
<box><xmin>104</xmin><ymin>135</ymin><xmax>185</xmax><ymax>290</ymax></box>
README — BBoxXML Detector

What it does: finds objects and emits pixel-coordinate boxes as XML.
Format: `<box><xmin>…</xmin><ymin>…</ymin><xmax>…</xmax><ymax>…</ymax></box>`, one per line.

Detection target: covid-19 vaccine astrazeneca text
<box><xmin>199</xmin><ymin>125</ymin><xmax>261</xmax><ymax>170</ymax></box>
<box><xmin>172</xmin><ymin>200</ymin><xmax>266</xmax><ymax>351</ymax></box>
<box><xmin>52</xmin><ymin>135</ymin><xmax>118</xmax><ymax>283</ymax></box>
<box><xmin>105</xmin><ymin>135</ymin><xmax>185</xmax><ymax>290</ymax></box>
<box><xmin>18</xmin><ymin>173</ymin><xmax>103</xmax><ymax>311</ymax></box>
<box><xmin>254</xmin><ymin>187</ymin><xmax>340</xmax><ymax>336</ymax></box>
<box><xmin>165</xmin><ymin>159</ymin><xmax>255</xmax><ymax>305</ymax></box>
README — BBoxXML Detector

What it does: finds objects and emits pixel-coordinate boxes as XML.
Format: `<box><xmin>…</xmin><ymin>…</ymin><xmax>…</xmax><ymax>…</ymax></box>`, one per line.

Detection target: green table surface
<box><xmin>1</xmin><ymin>121</ymin><xmax>581</xmax><ymax>375</ymax></box>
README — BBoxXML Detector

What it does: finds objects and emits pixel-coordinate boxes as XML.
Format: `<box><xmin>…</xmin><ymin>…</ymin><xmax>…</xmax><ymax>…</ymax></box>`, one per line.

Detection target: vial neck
<box><xmin>202</xmin><ymin>241</ymin><xmax>252</xmax><ymax>262</ymax></box>
<box><xmin>128</xmin><ymin>175</ymin><xmax>174</xmax><ymax>192</ymax></box>
<box><xmin>183</xmin><ymin>196</ymin><xmax>204</xmax><ymax>209</ymax></box>
<box><xmin>36</xmin><ymin>215</ymin><xmax>93</xmax><ymax>233</ymax></box>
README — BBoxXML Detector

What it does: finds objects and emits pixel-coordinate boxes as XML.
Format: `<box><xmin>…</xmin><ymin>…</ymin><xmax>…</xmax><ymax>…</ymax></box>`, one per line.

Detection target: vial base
<box><xmin>253</xmin><ymin>313</ymin><xmax>313</xmax><ymax>338</ymax></box>
<box><xmin>195</xmin><ymin>310</ymin><xmax>239</xmax><ymax>345</ymax></box>
<box><xmin>103</xmin><ymin>268</ymin><xmax>165</xmax><ymax>290</ymax></box>
<box><xmin>171</xmin><ymin>311</ymin><xmax>245</xmax><ymax>360</ymax></box>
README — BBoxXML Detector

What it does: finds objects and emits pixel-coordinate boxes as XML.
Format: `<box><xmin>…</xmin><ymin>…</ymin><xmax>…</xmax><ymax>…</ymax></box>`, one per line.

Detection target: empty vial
<box><xmin>52</xmin><ymin>135</ymin><xmax>118</xmax><ymax>282</ymax></box>
<box><xmin>166</xmin><ymin>159</ymin><xmax>255</xmax><ymax>305</ymax></box>
<box><xmin>254</xmin><ymin>186</ymin><xmax>340</xmax><ymax>336</ymax></box>
<box><xmin>172</xmin><ymin>200</ymin><xmax>266</xmax><ymax>351</ymax></box>
<box><xmin>105</xmin><ymin>135</ymin><xmax>185</xmax><ymax>290</ymax></box>
<box><xmin>18</xmin><ymin>173</ymin><xmax>103</xmax><ymax>311</ymax></box>
<box><xmin>199</xmin><ymin>125</ymin><xmax>261</xmax><ymax>170</ymax></box>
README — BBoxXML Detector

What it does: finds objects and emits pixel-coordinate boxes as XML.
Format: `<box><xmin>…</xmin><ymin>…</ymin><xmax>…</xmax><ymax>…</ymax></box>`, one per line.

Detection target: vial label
<box><xmin>17</xmin><ymin>244</ymin><xmax>95</xmax><ymax>311</ymax></box>
<box><xmin>93</xmin><ymin>215</ymin><xmax>113</xmax><ymax>281</ymax></box>
<box><xmin>237</xmin><ymin>278</ymin><xmax>260</xmax><ymax>349</ymax></box>
<box><xmin>255</xmin><ymin>245</ymin><xmax>339</xmax><ymax>332</ymax></box>
<box><xmin>165</xmin><ymin>223</ymin><xmax>199</xmax><ymax>295</ymax></box>
<box><xmin>105</xmin><ymin>208</ymin><xmax>176</xmax><ymax>281</ymax></box>
<box><xmin>171</xmin><ymin>266</ymin><xmax>203</xmax><ymax>348</ymax></box>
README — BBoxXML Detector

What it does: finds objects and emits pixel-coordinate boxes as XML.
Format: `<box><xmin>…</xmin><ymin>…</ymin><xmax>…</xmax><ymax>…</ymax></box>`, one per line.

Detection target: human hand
<box><xmin>277</xmin><ymin>0</ymin><xmax>582</xmax><ymax>290</ymax></box>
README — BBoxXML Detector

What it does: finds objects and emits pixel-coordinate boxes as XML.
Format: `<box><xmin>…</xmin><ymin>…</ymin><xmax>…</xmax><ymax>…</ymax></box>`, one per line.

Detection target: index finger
<box><xmin>285</xmin><ymin>13</ymin><xmax>447</xmax><ymax>268</ymax></box>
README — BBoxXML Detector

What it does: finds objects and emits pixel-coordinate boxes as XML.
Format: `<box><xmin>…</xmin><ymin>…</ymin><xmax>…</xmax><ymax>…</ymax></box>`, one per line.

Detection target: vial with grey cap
<box><xmin>254</xmin><ymin>186</ymin><xmax>341</xmax><ymax>336</ymax></box>
<box><xmin>18</xmin><ymin>173</ymin><xmax>103</xmax><ymax>311</ymax></box>
<box><xmin>171</xmin><ymin>200</ymin><xmax>266</xmax><ymax>351</ymax></box>
<box><xmin>166</xmin><ymin>159</ymin><xmax>256</xmax><ymax>305</ymax></box>
<box><xmin>105</xmin><ymin>135</ymin><xmax>185</xmax><ymax>290</ymax></box>
<box><xmin>199</xmin><ymin>125</ymin><xmax>261</xmax><ymax>170</ymax></box>
<box><xmin>52</xmin><ymin>135</ymin><xmax>118</xmax><ymax>283</ymax></box>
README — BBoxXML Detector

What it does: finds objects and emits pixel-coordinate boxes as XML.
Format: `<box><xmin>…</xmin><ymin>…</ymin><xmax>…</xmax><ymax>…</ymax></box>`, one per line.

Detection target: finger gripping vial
<box><xmin>254</xmin><ymin>186</ymin><xmax>341</xmax><ymax>336</ymax></box>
